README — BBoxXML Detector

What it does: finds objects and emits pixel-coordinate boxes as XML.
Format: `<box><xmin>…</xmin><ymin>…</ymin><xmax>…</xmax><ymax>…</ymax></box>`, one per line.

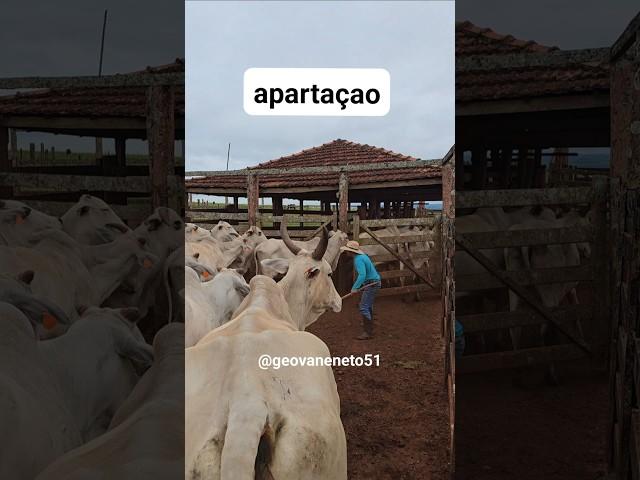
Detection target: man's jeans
<box><xmin>359</xmin><ymin>281</ymin><xmax>381</xmax><ymax>321</ymax></box>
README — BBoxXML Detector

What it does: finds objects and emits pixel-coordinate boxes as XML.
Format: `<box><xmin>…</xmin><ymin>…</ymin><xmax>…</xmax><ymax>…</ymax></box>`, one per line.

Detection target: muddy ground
<box><xmin>308</xmin><ymin>291</ymin><xmax>450</xmax><ymax>480</ymax></box>
<box><xmin>455</xmin><ymin>362</ymin><xmax>609</xmax><ymax>480</ymax></box>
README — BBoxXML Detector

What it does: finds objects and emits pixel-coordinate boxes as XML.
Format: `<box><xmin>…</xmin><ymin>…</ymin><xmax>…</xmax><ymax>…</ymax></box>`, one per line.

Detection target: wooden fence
<box><xmin>548</xmin><ymin>165</ymin><xmax>610</xmax><ymax>187</ymax></box>
<box><xmin>455</xmin><ymin>176</ymin><xmax>611</xmax><ymax>374</ymax></box>
<box><xmin>441</xmin><ymin>213</ymin><xmax>455</xmax><ymax>476</ymax></box>
<box><xmin>350</xmin><ymin>215</ymin><xmax>441</xmax><ymax>298</ymax></box>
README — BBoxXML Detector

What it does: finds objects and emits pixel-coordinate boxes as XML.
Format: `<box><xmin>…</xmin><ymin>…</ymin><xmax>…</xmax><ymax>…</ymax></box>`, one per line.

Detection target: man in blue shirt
<box><xmin>340</xmin><ymin>240</ymin><xmax>381</xmax><ymax>340</ymax></box>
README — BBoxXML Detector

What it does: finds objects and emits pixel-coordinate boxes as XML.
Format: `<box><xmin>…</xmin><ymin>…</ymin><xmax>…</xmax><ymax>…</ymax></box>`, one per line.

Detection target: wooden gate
<box><xmin>350</xmin><ymin>215</ymin><xmax>441</xmax><ymax>297</ymax></box>
<box><xmin>455</xmin><ymin>176</ymin><xmax>611</xmax><ymax>374</ymax></box>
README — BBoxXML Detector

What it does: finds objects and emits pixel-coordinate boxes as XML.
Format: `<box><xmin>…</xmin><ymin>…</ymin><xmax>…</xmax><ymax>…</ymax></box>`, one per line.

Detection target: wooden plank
<box><xmin>186</xmin><ymin>159</ymin><xmax>440</xmax><ymax>177</ymax></box>
<box><xmin>270</xmin><ymin>214</ymin><xmax>334</xmax><ymax>223</ymax></box>
<box><xmin>455</xmin><ymin>233</ymin><xmax>591</xmax><ymax>354</ymax></box>
<box><xmin>379</xmin><ymin>268</ymin><xmax>430</xmax><ymax>280</ymax></box>
<box><xmin>457</xmin><ymin>344</ymin><xmax>588</xmax><ymax>374</ymax></box>
<box><xmin>146</xmin><ymin>85</ymin><xmax>174</xmax><ymax>208</ymax></box>
<box><xmin>359</xmin><ymin>216</ymin><xmax>439</xmax><ymax>228</ymax></box>
<box><xmin>360</xmin><ymin>224</ymin><xmax>436</xmax><ymax>289</ymax></box>
<box><xmin>0</xmin><ymin>127</ymin><xmax>11</xmax><ymax>198</ymax></box>
<box><xmin>457</xmin><ymin>264</ymin><xmax>593</xmax><ymax>291</ymax></box>
<box><xmin>377</xmin><ymin>283</ymin><xmax>431</xmax><ymax>297</ymax></box>
<box><xmin>458</xmin><ymin>305</ymin><xmax>592</xmax><ymax>333</ymax></box>
<box><xmin>186</xmin><ymin>211</ymin><xmax>249</xmax><ymax>221</ymax></box>
<box><xmin>457</xmin><ymin>187</ymin><xmax>593</xmax><ymax>208</ymax></box>
<box><xmin>370</xmin><ymin>249</ymin><xmax>433</xmax><ymax>263</ymax></box>
<box><xmin>0</xmin><ymin>172</ymin><xmax>178</xmax><ymax>192</ymax></box>
<box><xmin>358</xmin><ymin>233</ymin><xmax>435</xmax><ymax>246</ymax></box>
<box><xmin>457</xmin><ymin>226</ymin><xmax>592</xmax><ymax>249</ymax></box>
<box><xmin>304</xmin><ymin>219</ymin><xmax>333</xmax><ymax>241</ymax></box>
<box><xmin>632</xmin><ymin>409</ymin><xmax>640</xmax><ymax>480</ymax></box>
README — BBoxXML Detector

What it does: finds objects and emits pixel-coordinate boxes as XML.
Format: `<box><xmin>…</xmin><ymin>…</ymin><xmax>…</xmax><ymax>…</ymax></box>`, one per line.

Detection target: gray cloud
<box><xmin>186</xmin><ymin>1</ymin><xmax>454</xmax><ymax>172</ymax></box>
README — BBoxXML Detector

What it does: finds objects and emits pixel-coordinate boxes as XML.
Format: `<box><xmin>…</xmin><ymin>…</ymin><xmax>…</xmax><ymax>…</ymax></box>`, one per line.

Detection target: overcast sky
<box><xmin>1</xmin><ymin>0</ymin><xmax>183</xmax><ymax>154</ymax></box>
<box><xmin>186</xmin><ymin>1</ymin><xmax>455</xmax><ymax>172</ymax></box>
<box><xmin>457</xmin><ymin>0</ymin><xmax>638</xmax><ymax>50</ymax></box>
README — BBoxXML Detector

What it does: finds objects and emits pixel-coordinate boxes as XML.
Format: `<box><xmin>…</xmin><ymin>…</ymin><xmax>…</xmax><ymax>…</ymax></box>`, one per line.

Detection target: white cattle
<box><xmin>61</xmin><ymin>194</ymin><xmax>130</xmax><ymax>245</ymax></box>
<box><xmin>0</xmin><ymin>271</ymin><xmax>71</xmax><ymax>339</ymax></box>
<box><xmin>0</xmin><ymin>306</ymin><xmax>152</xmax><ymax>480</ymax></box>
<box><xmin>105</xmin><ymin>208</ymin><xmax>184</xmax><ymax>317</ymax></box>
<box><xmin>254</xmin><ymin>229</ymin><xmax>347</xmax><ymax>274</ymax></box>
<box><xmin>210</xmin><ymin>220</ymin><xmax>240</xmax><ymax>242</ymax></box>
<box><xmin>0</xmin><ymin>199</ymin><xmax>62</xmax><ymax>246</ymax></box>
<box><xmin>185</xmin><ymin>223</ymin><xmax>211</xmax><ymax>242</ymax></box>
<box><xmin>184</xmin><ymin>267</ymin><xmax>249</xmax><ymax>347</ymax></box>
<box><xmin>36</xmin><ymin>323</ymin><xmax>184</xmax><ymax>480</ymax></box>
<box><xmin>0</xmin><ymin>228</ymin><xmax>157</xmax><ymax>320</ymax></box>
<box><xmin>186</xmin><ymin>226</ymin><xmax>345</xmax><ymax>480</ymax></box>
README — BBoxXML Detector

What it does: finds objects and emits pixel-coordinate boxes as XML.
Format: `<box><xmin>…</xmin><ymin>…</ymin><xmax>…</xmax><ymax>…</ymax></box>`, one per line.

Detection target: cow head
<box><xmin>185</xmin><ymin>223</ymin><xmax>212</xmax><ymax>243</ymax></box>
<box><xmin>210</xmin><ymin>221</ymin><xmax>240</xmax><ymax>242</ymax></box>
<box><xmin>0</xmin><ymin>200</ymin><xmax>62</xmax><ymax>246</ymax></box>
<box><xmin>61</xmin><ymin>195</ymin><xmax>130</xmax><ymax>245</ymax></box>
<box><xmin>137</xmin><ymin>207</ymin><xmax>184</xmax><ymax>258</ymax></box>
<box><xmin>260</xmin><ymin>224</ymin><xmax>342</xmax><ymax>330</ymax></box>
<box><xmin>0</xmin><ymin>271</ymin><xmax>71</xmax><ymax>339</ymax></box>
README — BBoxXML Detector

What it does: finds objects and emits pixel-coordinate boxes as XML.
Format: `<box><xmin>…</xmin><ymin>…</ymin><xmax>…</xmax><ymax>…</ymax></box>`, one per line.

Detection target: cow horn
<box><xmin>311</xmin><ymin>227</ymin><xmax>329</xmax><ymax>261</ymax></box>
<box><xmin>281</xmin><ymin>222</ymin><xmax>301</xmax><ymax>255</ymax></box>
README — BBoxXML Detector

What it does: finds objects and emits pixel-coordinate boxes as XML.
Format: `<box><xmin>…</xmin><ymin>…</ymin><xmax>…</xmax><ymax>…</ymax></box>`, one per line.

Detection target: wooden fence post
<box><xmin>338</xmin><ymin>172</ymin><xmax>349</xmax><ymax>232</ymax></box>
<box><xmin>0</xmin><ymin>127</ymin><xmax>12</xmax><ymax>198</ymax></box>
<box><xmin>591</xmin><ymin>175</ymin><xmax>610</xmax><ymax>362</ymax></box>
<box><xmin>247</xmin><ymin>173</ymin><xmax>259</xmax><ymax>227</ymax></box>
<box><xmin>146</xmin><ymin>85</ymin><xmax>175</xmax><ymax>209</ymax></box>
<box><xmin>9</xmin><ymin>128</ymin><xmax>17</xmax><ymax>165</ymax></box>
<box><xmin>352</xmin><ymin>215</ymin><xmax>360</xmax><ymax>243</ymax></box>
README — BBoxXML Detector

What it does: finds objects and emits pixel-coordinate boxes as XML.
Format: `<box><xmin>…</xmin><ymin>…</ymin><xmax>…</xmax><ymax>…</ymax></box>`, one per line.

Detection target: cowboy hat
<box><xmin>340</xmin><ymin>240</ymin><xmax>363</xmax><ymax>254</ymax></box>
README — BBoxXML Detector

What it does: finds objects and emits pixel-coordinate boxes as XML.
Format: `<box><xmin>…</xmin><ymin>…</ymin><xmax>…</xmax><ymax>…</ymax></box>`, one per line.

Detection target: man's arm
<box><xmin>352</xmin><ymin>255</ymin><xmax>366</xmax><ymax>291</ymax></box>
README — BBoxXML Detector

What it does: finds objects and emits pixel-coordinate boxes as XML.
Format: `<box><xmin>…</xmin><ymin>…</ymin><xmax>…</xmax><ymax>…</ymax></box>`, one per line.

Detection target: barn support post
<box><xmin>0</xmin><ymin>127</ymin><xmax>12</xmax><ymax>198</ymax></box>
<box><xmin>247</xmin><ymin>173</ymin><xmax>259</xmax><ymax>227</ymax></box>
<box><xmin>9</xmin><ymin>128</ymin><xmax>17</xmax><ymax>165</ymax></box>
<box><xmin>29</xmin><ymin>142</ymin><xmax>35</xmax><ymax>162</ymax></box>
<box><xmin>299</xmin><ymin>199</ymin><xmax>304</xmax><ymax>228</ymax></box>
<box><xmin>592</xmin><ymin>175</ymin><xmax>611</xmax><ymax>361</ymax></box>
<box><xmin>338</xmin><ymin>172</ymin><xmax>349</xmax><ymax>233</ymax></box>
<box><xmin>352</xmin><ymin>215</ymin><xmax>360</xmax><ymax>243</ymax></box>
<box><xmin>273</xmin><ymin>196</ymin><xmax>283</xmax><ymax>230</ymax></box>
<box><xmin>146</xmin><ymin>85</ymin><xmax>175</xmax><ymax>209</ymax></box>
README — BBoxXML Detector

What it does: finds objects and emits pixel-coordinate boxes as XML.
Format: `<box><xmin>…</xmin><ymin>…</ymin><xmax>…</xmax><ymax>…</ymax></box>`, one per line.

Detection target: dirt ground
<box><xmin>308</xmin><ymin>291</ymin><xmax>451</xmax><ymax>480</ymax></box>
<box><xmin>455</xmin><ymin>362</ymin><xmax>609</xmax><ymax>480</ymax></box>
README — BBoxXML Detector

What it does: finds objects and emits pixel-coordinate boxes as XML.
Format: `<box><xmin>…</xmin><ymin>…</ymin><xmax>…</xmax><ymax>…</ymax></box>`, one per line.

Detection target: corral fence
<box><xmin>350</xmin><ymin>214</ymin><xmax>441</xmax><ymax>298</ymax></box>
<box><xmin>0</xmin><ymin>73</ymin><xmax>185</xmax><ymax>226</ymax></box>
<box><xmin>455</xmin><ymin>176</ymin><xmax>612</xmax><ymax>374</ymax></box>
<box><xmin>548</xmin><ymin>164</ymin><xmax>610</xmax><ymax>187</ymax></box>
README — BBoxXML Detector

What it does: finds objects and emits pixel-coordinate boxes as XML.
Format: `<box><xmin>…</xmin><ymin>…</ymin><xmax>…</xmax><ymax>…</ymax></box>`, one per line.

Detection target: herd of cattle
<box><xmin>456</xmin><ymin>205</ymin><xmax>593</xmax><ymax>374</ymax></box>
<box><xmin>0</xmin><ymin>193</ymin><xmax>443</xmax><ymax>478</ymax></box>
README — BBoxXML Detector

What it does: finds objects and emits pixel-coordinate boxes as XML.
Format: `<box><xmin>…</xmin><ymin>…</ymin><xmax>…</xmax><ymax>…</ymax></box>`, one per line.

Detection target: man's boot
<box><xmin>356</xmin><ymin>315</ymin><xmax>373</xmax><ymax>340</ymax></box>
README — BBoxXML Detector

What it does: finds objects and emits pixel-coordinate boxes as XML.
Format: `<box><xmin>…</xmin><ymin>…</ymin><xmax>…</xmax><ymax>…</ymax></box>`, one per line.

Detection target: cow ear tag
<box><xmin>201</xmin><ymin>270</ymin><xmax>211</xmax><ymax>279</ymax></box>
<box><xmin>143</xmin><ymin>258</ymin><xmax>153</xmax><ymax>269</ymax></box>
<box><xmin>15</xmin><ymin>215</ymin><xmax>25</xmax><ymax>224</ymax></box>
<box><xmin>42</xmin><ymin>312</ymin><xmax>58</xmax><ymax>330</ymax></box>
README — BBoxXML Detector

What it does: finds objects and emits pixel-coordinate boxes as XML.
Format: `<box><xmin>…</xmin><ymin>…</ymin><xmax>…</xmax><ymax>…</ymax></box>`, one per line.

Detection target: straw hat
<box><xmin>340</xmin><ymin>240</ymin><xmax>363</xmax><ymax>254</ymax></box>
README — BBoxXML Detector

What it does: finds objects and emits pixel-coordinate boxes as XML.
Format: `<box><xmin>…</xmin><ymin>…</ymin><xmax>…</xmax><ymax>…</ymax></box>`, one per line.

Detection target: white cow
<box><xmin>254</xmin><ymin>229</ymin><xmax>347</xmax><ymax>274</ymax></box>
<box><xmin>184</xmin><ymin>267</ymin><xmax>250</xmax><ymax>347</ymax></box>
<box><xmin>0</xmin><ymin>306</ymin><xmax>152</xmax><ymax>480</ymax></box>
<box><xmin>0</xmin><ymin>199</ymin><xmax>62</xmax><ymax>246</ymax></box>
<box><xmin>36</xmin><ymin>323</ymin><xmax>184</xmax><ymax>480</ymax></box>
<box><xmin>61</xmin><ymin>194</ymin><xmax>130</xmax><ymax>245</ymax></box>
<box><xmin>0</xmin><ymin>228</ymin><xmax>157</xmax><ymax>320</ymax></box>
<box><xmin>210</xmin><ymin>220</ymin><xmax>241</xmax><ymax>242</ymax></box>
<box><xmin>186</xmin><ymin>226</ymin><xmax>345</xmax><ymax>480</ymax></box>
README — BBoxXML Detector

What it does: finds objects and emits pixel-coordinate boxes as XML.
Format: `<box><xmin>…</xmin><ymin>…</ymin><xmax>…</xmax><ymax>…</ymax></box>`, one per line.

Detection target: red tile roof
<box><xmin>456</xmin><ymin>21</ymin><xmax>609</xmax><ymax>103</ymax></box>
<box><xmin>186</xmin><ymin>139</ymin><xmax>441</xmax><ymax>191</ymax></box>
<box><xmin>0</xmin><ymin>59</ymin><xmax>184</xmax><ymax>118</ymax></box>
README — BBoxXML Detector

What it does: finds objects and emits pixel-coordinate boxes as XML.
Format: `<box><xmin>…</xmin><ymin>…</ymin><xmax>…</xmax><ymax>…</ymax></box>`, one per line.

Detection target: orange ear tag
<box><xmin>201</xmin><ymin>270</ymin><xmax>211</xmax><ymax>279</ymax></box>
<box><xmin>143</xmin><ymin>258</ymin><xmax>153</xmax><ymax>269</ymax></box>
<box><xmin>15</xmin><ymin>215</ymin><xmax>25</xmax><ymax>225</ymax></box>
<box><xmin>42</xmin><ymin>312</ymin><xmax>58</xmax><ymax>330</ymax></box>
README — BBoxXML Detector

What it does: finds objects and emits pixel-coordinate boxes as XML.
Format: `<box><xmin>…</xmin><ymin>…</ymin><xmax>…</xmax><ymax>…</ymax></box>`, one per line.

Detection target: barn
<box><xmin>187</xmin><ymin>139</ymin><xmax>457</xmax><ymax>478</ymax></box>
<box><xmin>455</xmin><ymin>17</ymin><xmax>639</xmax><ymax>480</ymax></box>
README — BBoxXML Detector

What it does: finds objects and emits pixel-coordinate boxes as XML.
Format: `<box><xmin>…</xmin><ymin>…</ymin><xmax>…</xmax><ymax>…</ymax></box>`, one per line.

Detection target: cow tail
<box><xmin>220</xmin><ymin>407</ymin><xmax>274</xmax><ymax>480</ymax></box>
